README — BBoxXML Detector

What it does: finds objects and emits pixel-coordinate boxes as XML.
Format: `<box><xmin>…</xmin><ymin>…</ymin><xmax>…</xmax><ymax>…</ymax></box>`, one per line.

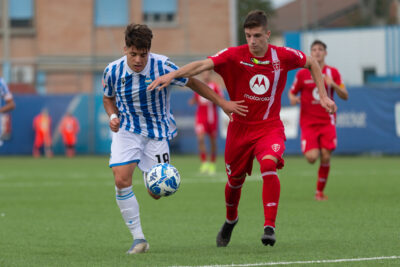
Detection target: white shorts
<box><xmin>109</xmin><ymin>128</ymin><xmax>170</xmax><ymax>172</ymax></box>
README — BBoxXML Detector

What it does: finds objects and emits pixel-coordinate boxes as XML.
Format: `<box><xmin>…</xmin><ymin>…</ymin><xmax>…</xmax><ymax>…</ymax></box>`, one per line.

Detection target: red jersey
<box><xmin>60</xmin><ymin>115</ymin><xmax>80</xmax><ymax>145</ymax></box>
<box><xmin>290</xmin><ymin>65</ymin><xmax>343</xmax><ymax>127</ymax></box>
<box><xmin>33</xmin><ymin>113</ymin><xmax>52</xmax><ymax>147</ymax></box>
<box><xmin>209</xmin><ymin>44</ymin><xmax>306</xmax><ymax>123</ymax></box>
<box><xmin>194</xmin><ymin>82</ymin><xmax>222</xmax><ymax>125</ymax></box>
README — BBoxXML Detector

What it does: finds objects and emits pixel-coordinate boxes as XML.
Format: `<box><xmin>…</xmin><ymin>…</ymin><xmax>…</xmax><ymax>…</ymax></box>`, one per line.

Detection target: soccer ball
<box><xmin>145</xmin><ymin>163</ymin><xmax>180</xmax><ymax>197</ymax></box>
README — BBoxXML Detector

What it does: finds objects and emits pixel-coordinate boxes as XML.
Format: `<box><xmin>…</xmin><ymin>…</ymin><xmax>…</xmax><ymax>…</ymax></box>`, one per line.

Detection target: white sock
<box><xmin>115</xmin><ymin>186</ymin><xmax>145</xmax><ymax>240</ymax></box>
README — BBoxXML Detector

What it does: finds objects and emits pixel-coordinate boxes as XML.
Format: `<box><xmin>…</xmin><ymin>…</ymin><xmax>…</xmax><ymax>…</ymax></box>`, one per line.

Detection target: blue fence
<box><xmin>1</xmin><ymin>87</ymin><xmax>400</xmax><ymax>155</ymax></box>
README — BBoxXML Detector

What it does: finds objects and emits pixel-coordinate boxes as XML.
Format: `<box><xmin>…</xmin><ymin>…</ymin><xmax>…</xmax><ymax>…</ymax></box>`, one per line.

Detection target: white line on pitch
<box><xmin>170</xmin><ymin>255</ymin><xmax>400</xmax><ymax>267</ymax></box>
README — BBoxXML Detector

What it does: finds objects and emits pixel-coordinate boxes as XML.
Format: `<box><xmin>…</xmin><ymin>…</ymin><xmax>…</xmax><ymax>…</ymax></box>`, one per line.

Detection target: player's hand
<box><xmin>109</xmin><ymin>117</ymin><xmax>120</xmax><ymax>132</ymax></box>
<box><xmin>320</xmin><ymin>96</ymin><xmax>337</xmax><ymax>114</ymax></box>
<box><xmin>147</xmin><ymin>73</ymin><xmax>174</xmax><ymax>91</ymax></box>
<box><xmin>288</xmin><ymin>93</ymin><xmax>300</xmax><ymax>105</ymax></box>
<box><xmin>221</xmin><ymin>99</ymin><xmax>248</xmax><ymax>121</ymax></box>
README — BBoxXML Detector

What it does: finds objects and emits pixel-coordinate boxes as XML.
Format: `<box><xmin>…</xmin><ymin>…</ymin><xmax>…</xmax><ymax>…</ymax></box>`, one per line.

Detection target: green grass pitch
<box><xmin>0</xmin><ymin>155</ymin><xmax>399</xmax><ymax>266</ymax></box>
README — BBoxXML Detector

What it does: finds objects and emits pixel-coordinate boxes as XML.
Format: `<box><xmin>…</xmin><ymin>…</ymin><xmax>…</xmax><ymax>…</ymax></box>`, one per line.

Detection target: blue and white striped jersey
<box><xmin>102</xmin><ymin>53</ymin><xmax>188</xmax><ymax>141</ymax></box>
<box><xmin>0</xmin><ymin>78</ymin><xmax>12</xmax><ymax>108</ymax></box>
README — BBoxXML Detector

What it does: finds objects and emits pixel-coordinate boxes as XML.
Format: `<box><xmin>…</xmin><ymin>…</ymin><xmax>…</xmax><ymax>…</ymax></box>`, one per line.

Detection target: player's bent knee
<box><xmin>260</xmin><ymin>158</ymin><xmax>277</xmax><ymax>179</ymax></box>
<box><xmin>227</xmin><ymin>175</ymin><xmax>246</xmax><ymax>188</ymax></box>
<box><xmin>113</xmin><ymin>171</ymin><xmax>133</xmax><ymax>189</ymax></box>
<box><xmin>305</xmin><ymin>154</ymin><xmax>318</xmax><ymax>164</ymax></box>
<box><xmin>260</xmin><ymin>159</ymin><xmax>277</xmax><ymax>172</ymax></box>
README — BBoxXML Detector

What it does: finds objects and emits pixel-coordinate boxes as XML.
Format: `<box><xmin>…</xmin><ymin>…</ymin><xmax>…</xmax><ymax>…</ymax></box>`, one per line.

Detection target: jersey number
<box><xmin>156</xmin><ymin>153</ymin><xmax>169</xmax><ymax>163</ymax></box>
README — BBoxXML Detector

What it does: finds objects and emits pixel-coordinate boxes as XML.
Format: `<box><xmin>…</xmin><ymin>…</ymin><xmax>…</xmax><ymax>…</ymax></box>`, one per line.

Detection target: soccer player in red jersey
<box><xmin>59</xmin><ymin>112</ymin><xmax>80</xmax><ymax>157</ymax></box>
<box><xmin>148</xmin><ymin>10</ymin><xmax>336</xmax><ymax>247</ymax></box>
<box><xmin>288</xmin><ymin>40</ymin><xmax>348</xmax><ymax>201</ymax></box>
<box><xmin>33</xmin><ymin>108</ymin><xmax>53</xmax><ymax>158</ymax></box>
<box><xmin>189</xmin><ymin>70</ymin><xmax>223</xmax><ymax>175</ymax></box>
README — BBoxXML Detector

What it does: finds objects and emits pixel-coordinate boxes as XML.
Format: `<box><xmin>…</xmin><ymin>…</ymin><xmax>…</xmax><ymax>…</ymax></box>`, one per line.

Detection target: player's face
<box><xmin>245</xmin><ymin>26</ymin><xmax>271</xmax><ymax>57</ymax></box>
<box><xmin>310</xmin><ymin>44</ymin><xmax>327</xmax><ymax>63</ymax></box>
<box><xmin>124</xmin><ymin>45</ymin><xmax>149</xmax><ymax>73</ymax></box>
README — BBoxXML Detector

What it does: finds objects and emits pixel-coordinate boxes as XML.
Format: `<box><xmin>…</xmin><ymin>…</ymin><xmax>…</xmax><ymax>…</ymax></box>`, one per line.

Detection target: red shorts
<box><xmin>224</xmin><ymin>119</ymin><xmax>286</xmax><ymax>178</ymax></box>
<box><xmin>62</xmin><ymin>133</ymin><xmax>77</xmax><ymax>146</ymax></box>
<box><xmin>195</xmin><ymin>118</ymin><xmax>218</xmax><ymax>138</ymax></box>
<box><xmin>34</xmin><ymin>131</ymin><xmax>52</xmax><ymax>147</ymax></box>
<box><xmin>301</xmin><ymin>123</ymin><xmax>337</xmax><ymax>153</ymax></box>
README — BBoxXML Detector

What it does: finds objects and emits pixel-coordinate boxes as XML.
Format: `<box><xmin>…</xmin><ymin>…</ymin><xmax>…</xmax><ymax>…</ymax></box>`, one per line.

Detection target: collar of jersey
<box><xmin>124</xmin><ymin>55</ymin><xmax>151</xmax><ymax>76</ymax></box>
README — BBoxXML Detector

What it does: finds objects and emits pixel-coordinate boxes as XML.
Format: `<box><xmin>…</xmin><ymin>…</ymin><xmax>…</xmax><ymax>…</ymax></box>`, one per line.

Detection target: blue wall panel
<box><xmin>2</xmin><ymin>87</ymin><xmax>400</xmax><ymax>155</ymax></box>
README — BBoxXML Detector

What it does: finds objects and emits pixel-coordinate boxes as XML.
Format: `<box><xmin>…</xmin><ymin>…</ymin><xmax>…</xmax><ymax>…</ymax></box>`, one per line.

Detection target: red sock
<box><xmin>261</xmin><ymin>159</ymin><xmax>280</xmax><ymax>228</ymax></box>
<box><xmin>317</xmin><ymin>163</ymin><xmax>330</xmax><ymax>192</ymax></box>
<box><xmin>225</xmin><ymin>177</ymin><xmax>245</xmax><ymax>222</ymax></box>
<box><xmin>211</xmin><ymin>152</ymin><xmax>216</xmax><ymax>163</ymax></box>
<box><xmin>200</xmin><ymin>152</ymin><xmax>206</xmax><ymax>162</ymax></box>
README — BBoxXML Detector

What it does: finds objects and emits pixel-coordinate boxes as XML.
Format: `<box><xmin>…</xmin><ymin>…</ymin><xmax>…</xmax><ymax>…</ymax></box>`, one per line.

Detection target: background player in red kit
<box><xmin>59</xmin><ymin>112</ymin><xmax>80</xmax><ymax>157</ymax></box>
<box><xmin>148</xmin><ymin>10</ymin><xmax>336</xmax><ymax>247</ymax></box>
<box><xmin>189</xmin><ymin>70</ymin><xmax>222</xmax><ymax>175</ymax></box>
<box><xmin>288</xmin><ymin>40</ymin><xmax>348</xmax><ymax>201</ymax></box>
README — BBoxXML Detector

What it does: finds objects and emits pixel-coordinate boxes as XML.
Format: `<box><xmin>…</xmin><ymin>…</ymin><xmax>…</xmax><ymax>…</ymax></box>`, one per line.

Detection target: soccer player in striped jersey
<box><xmin>102</xmin><ymin>24</ymin><xmax>247</xmax><ymax>255</ymax></box>
<box><xmin>288</xmin><ymin>40</ymin><xmax>348</xmax><ymax>201</ymax></box>
<box><xmin>0</xmin><ymin>77</ymin><xmax>15</xmax><ymax>147</ymax></box>
<box><xmin>148</xmin><ymin>10</ymin><xmax>336</xmax><ymax>247</ymax></box>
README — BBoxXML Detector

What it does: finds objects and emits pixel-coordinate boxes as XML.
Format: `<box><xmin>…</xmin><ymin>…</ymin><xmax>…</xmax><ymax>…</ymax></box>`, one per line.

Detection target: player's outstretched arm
<box><xmin>103</xmin><ymin>95</ymin><xmax>120</xmax><ymax>132</ymax></box>
<box><xmin>186</xmin><ymin>77</ymin><xmax>248</xmax><ymax>121</ymax></box>
<box><xmin>304</xmin><ymin>56</ymin><xmax>337</xmax><ymax>114</ymax></box>
<box><xmin>147</xmin><ymin>59</ymin><xmax>214</xmax><ymax>91</ymax></box>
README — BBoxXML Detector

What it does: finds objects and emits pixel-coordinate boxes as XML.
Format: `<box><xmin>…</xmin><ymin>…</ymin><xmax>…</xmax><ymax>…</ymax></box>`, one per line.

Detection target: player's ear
<box><xmin>123</xmin><ymin>46</ymin><xmax>128</xmax><ymax>55</ymax></box>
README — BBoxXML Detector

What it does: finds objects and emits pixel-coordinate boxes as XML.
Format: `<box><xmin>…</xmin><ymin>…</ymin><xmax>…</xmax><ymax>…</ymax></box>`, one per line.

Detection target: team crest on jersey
<box><xmin>271</xmin><ymin>144</ymin><xmax>280</xmax><ymax>152</ymax></box>
<box><xmin>272</xmin><ymin>60</ymin><xmax>280</xmax><ymax>71</ymax></box>
<box><xmin>249</xmin><ymin>74</ymin><xmax>270</xmax><ymax>95</ymax></box>
<box><xmin>145</xmin><ymin>77</ymin><xmax>153</xmax><ymax>86</ymax></box>
<box><xmin>121</xmin><ymin>78</ymin><xmax>126</xmax><ymax>85</ymax></box>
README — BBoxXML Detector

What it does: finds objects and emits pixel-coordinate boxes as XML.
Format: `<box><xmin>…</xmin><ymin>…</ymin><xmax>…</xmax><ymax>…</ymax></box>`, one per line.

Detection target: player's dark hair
<box><xmin>125</xmin><ymin>24</ymin><xmax>153</xmax><ymax>50</ymax></box>
<box><xmin>243</xmin><ymin>10</ymin><xmax>268</xmax><ymax>30</ymax></box>
<box><xmin>311</xmin><ymin>40</ymin><xmax>327</xmax><ymax>50</ymax></box>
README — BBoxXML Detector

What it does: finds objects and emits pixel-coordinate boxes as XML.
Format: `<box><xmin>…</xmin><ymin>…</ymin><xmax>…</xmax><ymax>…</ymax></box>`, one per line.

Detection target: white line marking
<box><xmin>170</xmin><ymin>256</ymin><xmax>400</xmax><ymax>267</ymax></box>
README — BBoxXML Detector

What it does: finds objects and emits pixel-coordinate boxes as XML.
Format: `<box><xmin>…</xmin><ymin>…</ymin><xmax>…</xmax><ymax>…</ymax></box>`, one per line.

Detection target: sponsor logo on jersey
<box><xmin>304</xmin><ymin>79</ymin><xmax>315</xmax><ymax>84</ymax></box>
<box><xmin>249</xmin><ymin>74</ymin><xmax>270</xmax><ymax>95</ymax></box>
<box><xmin>240</xmin><ymin>61</ymin><xmax>254</xmax><ymax>67</ymax></box>
<box><xmin>271</xmin><ymin>144</ymin><xmax>280</xmax><ymax>152</ymax></box>
<box><xmin>312</xmin><ymin>87</ymin><xmax>320</xmax><ymax>101</ymax></box>
<box><xmin>251</xmin><ymin>58</ymin><xmax>270</xmax><ymax>65</ymax></box>
<box><xmin>244</xmin><ymin>94</ymin><xmax>270</xmax><ymax>101</ymax></box>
